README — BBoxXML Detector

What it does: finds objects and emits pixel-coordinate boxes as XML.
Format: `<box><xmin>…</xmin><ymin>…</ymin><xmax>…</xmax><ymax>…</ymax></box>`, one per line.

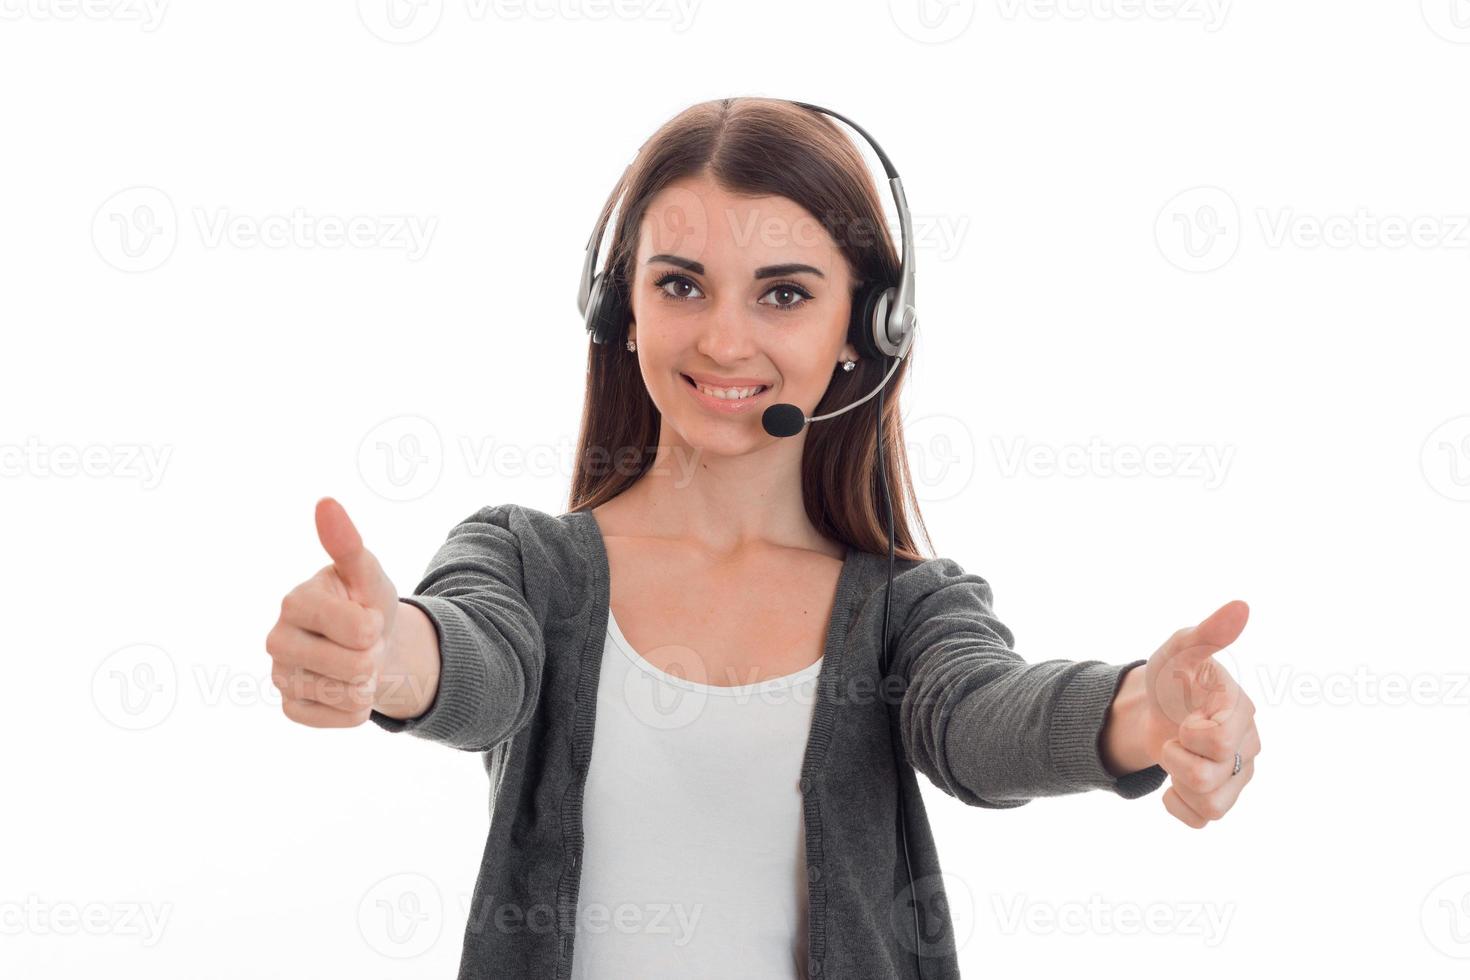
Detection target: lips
<box><xmin>680</xmin><ymin>373</ymin><xmax>771</xmax><ymax>412</ymax></box>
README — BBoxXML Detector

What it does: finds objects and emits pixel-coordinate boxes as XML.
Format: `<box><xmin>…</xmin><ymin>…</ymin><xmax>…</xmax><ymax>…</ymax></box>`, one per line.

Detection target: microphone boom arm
<box><xmin>805</xmin><ymin>342</ymin><xmax>909</xmax><ymax>424</ymax></box>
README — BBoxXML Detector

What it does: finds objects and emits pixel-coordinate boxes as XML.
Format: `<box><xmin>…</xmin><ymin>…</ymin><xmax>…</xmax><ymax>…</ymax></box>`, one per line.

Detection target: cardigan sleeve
<box><xmin>367</xmin><ymin>503</ymin><xmax>547</xmax><ymax>753</ymax></box>
<box><xmin>893</xmin><ymin>557</ymin><xmax>1168</xmax><ymax>808</ymax></box>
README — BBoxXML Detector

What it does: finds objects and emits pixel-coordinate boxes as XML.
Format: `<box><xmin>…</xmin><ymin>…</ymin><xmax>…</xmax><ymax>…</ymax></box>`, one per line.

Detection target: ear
<box><xmin>839</xmin><ymin>340</ymin><xmax>859</xmax><ymax>364</ymax></box>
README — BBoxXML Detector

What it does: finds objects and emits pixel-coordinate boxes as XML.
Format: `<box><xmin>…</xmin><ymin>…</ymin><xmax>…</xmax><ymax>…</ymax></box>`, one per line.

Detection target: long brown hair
<box><xmin>566</xmin><ymin>97</ymin><xmax>932</xmax><ymax>562</ymax></box>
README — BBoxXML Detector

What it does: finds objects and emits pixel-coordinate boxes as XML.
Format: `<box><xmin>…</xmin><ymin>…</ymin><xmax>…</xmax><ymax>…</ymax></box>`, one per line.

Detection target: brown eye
<box><xmin>654</xmin><ymin>273</ymin><xmax>703</xmax><ymax>301</ymax></box>
<box><xmin>759</xmin><ymin>282</ymin><xmax>814</xmax><ymax>312</ymax></box>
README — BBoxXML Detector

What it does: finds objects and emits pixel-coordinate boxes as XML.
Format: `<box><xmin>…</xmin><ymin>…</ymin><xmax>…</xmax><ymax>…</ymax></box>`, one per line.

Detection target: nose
<box><xmin>693</xmin><ymin>295</ymin><xmax>759</xmax><ymax>364</ymax></box>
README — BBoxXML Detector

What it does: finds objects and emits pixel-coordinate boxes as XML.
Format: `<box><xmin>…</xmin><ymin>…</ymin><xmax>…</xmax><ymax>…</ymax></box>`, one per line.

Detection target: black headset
<box><xmin>575</xmin><ymin>97</ymin><xmax>930</xmax><ymax>979</ymax></box>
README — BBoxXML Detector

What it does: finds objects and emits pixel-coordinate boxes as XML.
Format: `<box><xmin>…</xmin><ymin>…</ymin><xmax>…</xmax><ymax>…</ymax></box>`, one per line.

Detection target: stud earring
<box><xmin>626</xmin><ymin>338</ymin><xmax>637</xmax><ymax>352</ymax></box>
<box><xmin>841</xmin><ymin>358</ymin><xmax>857</xmax><ymax>372</ymax></box>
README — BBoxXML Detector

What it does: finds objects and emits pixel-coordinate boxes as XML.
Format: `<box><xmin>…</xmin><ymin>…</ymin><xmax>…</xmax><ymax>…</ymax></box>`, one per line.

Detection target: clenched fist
<box><xmin>265</xmin><ymin>497</ymin><xmax>400</xmax><ymax>728</ymax></box>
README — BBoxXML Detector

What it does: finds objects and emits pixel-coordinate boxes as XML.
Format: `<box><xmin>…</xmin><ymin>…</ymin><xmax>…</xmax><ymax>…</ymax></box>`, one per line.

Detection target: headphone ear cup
<box><xmin>585</xmin><ymin>274</ymin><xmax>629</xmax><ymax>346</ymax></box>
<box><xmin>848</xmin><ymin>283</ymin><xmax>889</xmax><ymax>361</ymax></box>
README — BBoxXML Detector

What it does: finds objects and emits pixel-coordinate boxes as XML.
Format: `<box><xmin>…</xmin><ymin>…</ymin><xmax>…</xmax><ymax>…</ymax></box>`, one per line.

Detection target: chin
<box><xmin>661</xmin><ymin>414</ymin><xmax>769</xmax><ymax>460</ymax></box>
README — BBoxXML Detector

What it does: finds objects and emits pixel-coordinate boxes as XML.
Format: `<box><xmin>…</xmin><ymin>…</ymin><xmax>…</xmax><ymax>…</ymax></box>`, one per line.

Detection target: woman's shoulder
<box><xmin>857</xmin><ymin>548</ymin><xmax>1001</xmax><ymax>617</ymax></box>
<box><xmin>432</xmin><ymin>501</ymin><xmax>600</xmax><ymax>588</ymax></box>
<box><xmin>437</xmin><ymin>499</ymin><xmax>577</xmax><ymax>540</ymax></box>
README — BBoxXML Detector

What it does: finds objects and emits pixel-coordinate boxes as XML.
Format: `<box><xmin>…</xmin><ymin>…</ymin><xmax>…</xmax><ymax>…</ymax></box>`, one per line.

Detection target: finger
<box><xmin>1166</xmin><ymin>599</ymin><xmax>1250</xmax><ymax>671</ymax></box>
<box><xmin>279</xmin><ymin>584</ymin><xmax>383</xmax><ymax>651</ymax></box>
<box><xmin>1177</xmin><ymin>705</ymin><xmax>1250</xmax><ymax>764</ymax></box>
<box><xmin>1169</xmin><ymin>755</ymin><xmax>1253</xmax><ymax>823</ymax></box>
<box><xmin>267</xmin><ymin>619</ymin><xmax>382</xmax><ymax>684</ymax></box>
<box><xmin>315</xmin><ymin>497</ymin><xmax>387</xmax><ymax>601</ymax></box>
<box><xmin>1160</xmin><ymin>736</ymin><xmax>1233</xmax><ymax>794</ymax></box>
<box><xmin>1162</xmin><ymin>786</ymin><xmax>1210</xmax><ymax>829</ymax></box>
<box><xmin>272</xmin><ymin>664</ymin><xmax>377</xmax><ymax>711</ymax></box>
<box><xmin>281</xmin><ymin>696</ymin><xmax>371</xmax><ymax>729</ymax></box>
<box><xmin>1151</xmin><ymin>652</ymin><xmax>1242</xmax><ymax>728</ymax></box>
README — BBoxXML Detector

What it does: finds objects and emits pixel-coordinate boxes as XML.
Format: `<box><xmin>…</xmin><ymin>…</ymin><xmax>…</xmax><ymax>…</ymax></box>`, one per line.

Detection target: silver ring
<box><xmin>1231</xmin><ymin>751</ymin><xmax>1242</xmax><ymax>776</ymax></box>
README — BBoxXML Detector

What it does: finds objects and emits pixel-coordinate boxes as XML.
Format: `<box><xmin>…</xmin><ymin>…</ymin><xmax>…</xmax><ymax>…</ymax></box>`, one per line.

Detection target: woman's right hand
<box><xmin>265</xmin><ymin>497</ymin><xmax>401</xmax><ymax>728</ymax></box>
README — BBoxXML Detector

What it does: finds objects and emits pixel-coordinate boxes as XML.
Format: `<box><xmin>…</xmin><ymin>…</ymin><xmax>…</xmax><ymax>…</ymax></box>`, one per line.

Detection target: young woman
<box><xmin>266</xmin><ymin>97</ymin><xmax>1261</xmax><ymax>980</ymax></box>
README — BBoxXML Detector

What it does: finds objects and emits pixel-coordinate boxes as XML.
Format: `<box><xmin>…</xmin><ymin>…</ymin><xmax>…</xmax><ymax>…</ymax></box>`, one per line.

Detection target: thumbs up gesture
<box><xmin>265</xmin><ymin>497</ymin><xmax>400</xmax><ymax>728</ymax></box>
<box><xmin>1140</xmin><ymin>600</ymin><xmax>1261</xmax><ymax>828</ymax></box>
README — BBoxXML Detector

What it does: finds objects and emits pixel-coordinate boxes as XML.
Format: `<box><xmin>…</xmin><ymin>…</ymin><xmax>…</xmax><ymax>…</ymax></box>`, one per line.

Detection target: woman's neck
<box><xmin>602</xmin><ymin>436</ymin><xmax>842</xmax><ymax>561</ymax></box>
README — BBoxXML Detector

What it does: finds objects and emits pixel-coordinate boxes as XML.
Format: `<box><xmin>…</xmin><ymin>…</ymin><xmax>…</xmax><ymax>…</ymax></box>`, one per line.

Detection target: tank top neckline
<box><xmin>605</xmin><ymin>604</ymin><xmax>824</xmax><ymax>698</ymax></box>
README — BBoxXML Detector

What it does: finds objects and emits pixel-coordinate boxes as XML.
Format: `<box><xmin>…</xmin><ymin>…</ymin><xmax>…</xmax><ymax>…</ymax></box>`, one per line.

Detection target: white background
<box><xmin>3</xmin><ymin>1</ymin><xmax>1468</xmax><ymax>977</ymax></box>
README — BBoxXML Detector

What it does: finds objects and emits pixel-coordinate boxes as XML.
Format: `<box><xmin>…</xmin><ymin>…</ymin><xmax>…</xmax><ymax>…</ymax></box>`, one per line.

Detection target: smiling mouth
<box><xmin>680</xmin><ymin>374</ymin><xmax>770</xmax><ymax>400</ymax></box>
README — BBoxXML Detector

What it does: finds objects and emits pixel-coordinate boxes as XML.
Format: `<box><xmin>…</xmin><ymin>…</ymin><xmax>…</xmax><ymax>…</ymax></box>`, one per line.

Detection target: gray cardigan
<box><xmin>369</xmin><ymin>503</ymin><xmax>1167</xmax><ymax>979</ymax></box>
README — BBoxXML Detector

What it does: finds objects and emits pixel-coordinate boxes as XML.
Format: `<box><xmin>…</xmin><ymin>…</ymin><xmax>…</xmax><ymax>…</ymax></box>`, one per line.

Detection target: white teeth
<box><xmin>695</xmin><ymin>382</ymin><xmax>764</xmax><ymax>400</ymax></box>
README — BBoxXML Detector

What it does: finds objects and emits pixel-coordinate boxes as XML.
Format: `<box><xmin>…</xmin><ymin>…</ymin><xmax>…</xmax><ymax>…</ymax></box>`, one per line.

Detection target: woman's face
<box><xmin>625</xmin><ymin>172</ymin><xmax>861</xmax><ymax>457</ymax></box>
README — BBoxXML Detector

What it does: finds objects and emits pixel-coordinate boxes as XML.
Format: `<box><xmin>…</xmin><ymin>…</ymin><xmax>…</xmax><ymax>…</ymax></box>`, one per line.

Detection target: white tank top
<box><xmin>570</xmin><ymin>606</ymin><xmax>824</xmax><ymax>979</ymax></box>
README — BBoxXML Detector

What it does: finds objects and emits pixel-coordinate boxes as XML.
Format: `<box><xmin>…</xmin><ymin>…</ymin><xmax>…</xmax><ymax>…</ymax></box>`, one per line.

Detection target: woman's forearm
<box><xmin>372</xmin><ymin>600</ymin><xmax>441</xmax><ymax>720</ymax></box>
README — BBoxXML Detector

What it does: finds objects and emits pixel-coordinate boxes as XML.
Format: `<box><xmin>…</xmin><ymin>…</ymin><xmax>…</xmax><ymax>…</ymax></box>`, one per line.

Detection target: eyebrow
<box><xmin>646</xmin><ymin>254</ymin><xmax>825</xmax><ymax>279</ymax></box>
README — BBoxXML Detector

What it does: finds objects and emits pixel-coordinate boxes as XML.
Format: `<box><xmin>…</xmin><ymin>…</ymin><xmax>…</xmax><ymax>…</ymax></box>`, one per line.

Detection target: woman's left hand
<box><xmin>1140</xmin><ymin>600</ymin><xmax>1261</xmax><ymax>828</ymax></box>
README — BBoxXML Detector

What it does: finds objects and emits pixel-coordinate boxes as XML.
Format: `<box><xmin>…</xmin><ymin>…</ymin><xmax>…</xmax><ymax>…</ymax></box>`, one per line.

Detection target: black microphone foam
<box><xmin>762</xmin><ymin>403</ymin><xmax>807</xmax><ymax>438</ymax></box>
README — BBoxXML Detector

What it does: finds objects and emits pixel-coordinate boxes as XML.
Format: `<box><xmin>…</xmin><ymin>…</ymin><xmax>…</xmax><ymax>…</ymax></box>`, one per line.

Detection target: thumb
<box><xmin>1168</xmin><ymin>599</ymin><xmax>1250</xmax><ymax>669</ymax></box>
<box><xmin>315</xmin><ymin>496</ymin><xmax>386</xmax><ymax>600</ymax></box>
